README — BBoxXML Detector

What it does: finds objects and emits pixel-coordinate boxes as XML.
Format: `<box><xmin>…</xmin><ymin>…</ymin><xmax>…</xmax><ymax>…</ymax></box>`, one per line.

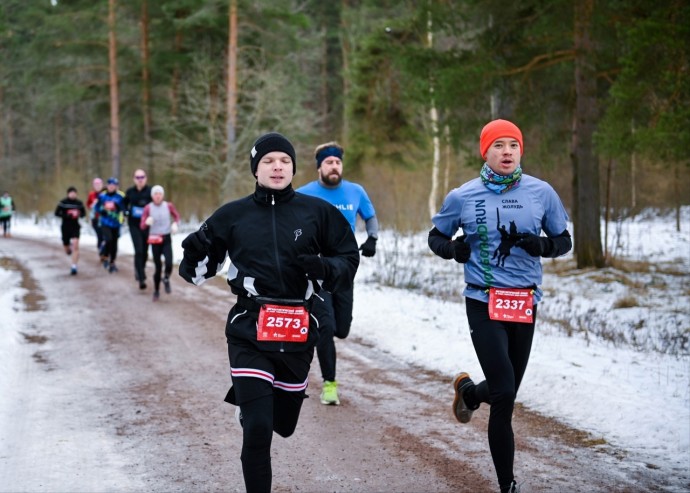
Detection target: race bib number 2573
<box><xmin>488</xmin><ymin>288</ymin><xmax>534</xmax><ymax>324</ymax></box>
<box><xmin>257</xmin><ymin>304</ymin><xmax>309</xmax><ymax>343</ymax></box>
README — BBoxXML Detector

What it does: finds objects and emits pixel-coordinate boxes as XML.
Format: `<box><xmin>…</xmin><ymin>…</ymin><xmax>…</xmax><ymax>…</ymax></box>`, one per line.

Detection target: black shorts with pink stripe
<box><xmin>226</xmin><ymin>339</ymin><xmax>314</xmax><ymax>405</ymax></box>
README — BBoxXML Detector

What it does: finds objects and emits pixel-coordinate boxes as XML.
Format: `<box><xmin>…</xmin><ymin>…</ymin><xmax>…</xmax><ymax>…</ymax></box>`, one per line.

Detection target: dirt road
<box><xmin>0</xmin><ymin>236</ymin><xmax>680</xmax><ymax>492</ymax></box>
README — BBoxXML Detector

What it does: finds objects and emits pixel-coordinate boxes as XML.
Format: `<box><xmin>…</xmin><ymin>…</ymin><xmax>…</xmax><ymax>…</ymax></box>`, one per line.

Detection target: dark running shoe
<box><xmin>502</xmin><ymin>480</ymin><xmax>521</xmax><ymax>493</ymax></box>
<box><xmin>163</xmin><ymin>277</ymin><xmax>171</xmax><ymax>294</ymax></box>
<box><xmin>139</xmin><ymin>280</ymin><xmax>147</xmax><ymax>290</ymax></box>
<box><xmin>70</xmin><ymin>267</ymin><xmax>78</xmax><ymax>276</ymax></box>
<box><xmin>108</xmin><ymin>263</ymin><xmax>118</xmax><ymax>273</ymax></box>
<box><xmin>152</xmin><ymin>291</ymin><xmax>160</xmax><ymax>301</ymax></box>
<box><xmin>452</xmin><ymin>373</ymin><xmax>477</xmax><ymax>424</ymax></box>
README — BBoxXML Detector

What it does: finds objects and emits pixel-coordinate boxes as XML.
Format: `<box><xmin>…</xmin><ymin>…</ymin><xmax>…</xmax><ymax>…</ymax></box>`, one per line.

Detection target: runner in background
<box><xmin>54</xmin><ymin>186</ymin><xmax>86</xmax><ymax>275</ymax></box>
<box><xmin>95</xmin><ymin>177</ymin><xmax>126</xmax><ymax>273</ymax></box>
<box><xmin>124</xmin><ymin>169</ymin><xmax>152</xmax><ymax>290</ymax></box>
<box><xmin>140</xmin><ymin>185</ymin><xmax>180</xmax><ymax>301</ymax></box>
<box><xmin>428</xmin><ymin>119</ymin><xmax>572</xmax><ymax>493</ymax></box>
<box><xmin>86</xmin><ymin>177</ymin><xmax>105</xmax><ymax>257</ymax></box>
<box><xmin>297</xmin><ymin>141</ymin><xmax>378</xmax><ymax>406</ymax></box>
<box><xmin>0</xmin><ymin>191</ymin><xmax>16</xmax><ymax>238</ymax></box>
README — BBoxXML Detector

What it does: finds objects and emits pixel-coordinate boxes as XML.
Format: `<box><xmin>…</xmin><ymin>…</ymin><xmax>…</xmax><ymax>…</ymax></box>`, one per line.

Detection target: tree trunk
<box><xmin>140</xmin><ymin>0</ymin><xmax>154</xmax><ymax>179</ymax></box>
<box><xmin>604</xmin><ymin>157</ymin><xmax>614</xmax><ymax>263</ymax></box>
<box><xmin>4</xmin><ymin>87</ymin><xmax>12</xmax><ymax>160</ymax></box>
<box><xmin>340</xmin><ymin>0</ymin><xmax>351</xmax><ymax>144</ymax></box>
<box><xmin>221</xmin><ymin>0</ymin><xmax>239</xmax><ymax>199</ymax></box>
<box><xmin>77</xmin><ymin>123</ymin><xmax>89</xmax><ymax>185</ymax></box>
<box><xmin>675</xmin><ymin>164</ymin><xmax>681</xmax><ymax>232</ymax></box>
<box><xmin>443</xmin><ymin>124</ymin><xmax>451</xmax><ymax>194</ymax></box>
<box><xmin>319</xmin><ymin>3</ymin><xmax>343</xmax><ymax>140</ymax></box>
<box><xmin>630</xmin><ymin>120</ymin><xmax>636</xmax><ymax>212</ymax></box>
<box><xmin>572</xmin><ymin>0</ymin><xmax>604</xmax><ymax>268</ymax></box>
<box><xmin>108</xmin><ymin>0</ymin><xmax>121</xmax><ymax>180</ymax></box>
<box><xmin>428</xmin><ymin>97</ymin><xmax>440</xmax><ymax>219</ymax></box>
<box><xmin>54</xmin><ymin>113</ymin><xmax>62</xmax><ymax>184</ymax></box>
<box><xmin>171</xmin><ymin>29</ymin><xmax>183</xmax><ymax>121</ymax></box>
<box><xmin>0</xmin><ymin>85</ymin><xmax>3</xmax><ymax>162</ymax></box>
<box><xmin>426</xmin><ymin>10</ymin><xmax>441</xmax><ymax>219</ymax></box>
<box><xmin>320</xmin><ymin>26</ymin><xmax>328</xmax><ymax>134</ymax></box>
<box><xmin>226</xmin><ymin>0</ymin><xmax>237</xmax><ymax>166</ymax></box>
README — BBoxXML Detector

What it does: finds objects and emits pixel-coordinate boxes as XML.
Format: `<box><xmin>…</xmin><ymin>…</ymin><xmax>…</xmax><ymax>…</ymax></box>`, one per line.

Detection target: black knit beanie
<box><xmin>249</xmin><ymin>132</ymin><xmax>296</xmax><ymax>177</ymax></box>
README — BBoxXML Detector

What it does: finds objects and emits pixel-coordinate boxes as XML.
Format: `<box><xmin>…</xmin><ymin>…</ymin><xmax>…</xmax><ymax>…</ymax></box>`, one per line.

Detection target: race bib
<box><xmin>147</xmin><ymin>234</ymin><xmax>164</xmax><ymax>244</ymax></box>
<box><xmin>488</xmin><ymin>288</ymin><xmax>534</xmax><ymax>324</ymax></box>
<box><xmin>257</xmin><ymin>304</ymin><xmax>309</xmax><ymax>343</ymax></box>
<box><xmin>131</xmin><ymin>206</ymin><xmax>145</xmax><ymax>218</ymax></box>
<box><xmin>67</xmin><ymin>208</ymin><xmax>81</xmax><ymax>219</ymax></box>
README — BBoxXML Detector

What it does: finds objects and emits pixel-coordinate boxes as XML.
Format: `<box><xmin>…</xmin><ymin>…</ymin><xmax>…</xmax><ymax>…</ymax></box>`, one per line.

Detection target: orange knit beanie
<box><xmin>479</xmin><ymin>119</ymin><xmax>524</xmax><ymax>159</ymax></box>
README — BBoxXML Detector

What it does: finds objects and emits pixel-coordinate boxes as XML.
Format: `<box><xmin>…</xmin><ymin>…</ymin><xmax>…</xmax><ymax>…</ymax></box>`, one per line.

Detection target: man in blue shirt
<box><xmin>428</xmin><ymin>119</ymin><xmax>571</xmax><ymax>493</ymax></box>
<box><xmin>95</xmin><ymin>177</ymin><xmax>126</xmax><ymax>273</ymax></box>
<box><xmin>297</xmin><ymin>141</ymin><xmax>378</xmax><ymax>405</ymax></box>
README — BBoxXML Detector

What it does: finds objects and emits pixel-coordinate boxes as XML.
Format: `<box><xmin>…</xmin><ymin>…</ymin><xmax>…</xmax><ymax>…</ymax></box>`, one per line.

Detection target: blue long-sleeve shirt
<box><xmin>95</xmin><ymin>190</ymin><xmax>125</xmax><ymax>228</ymax></box>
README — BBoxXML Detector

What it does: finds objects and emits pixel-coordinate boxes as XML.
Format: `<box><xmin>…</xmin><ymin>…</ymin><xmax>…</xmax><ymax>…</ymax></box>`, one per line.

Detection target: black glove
<box><xmin>452</xmin><ymin>235</ymin><xmax>471</xmax><ymax>263</ymax></box>
<box><xmin>515</xmin><ymin>234</ymin><xmax>545</xmax><ymax>257</ymax></box>
<box><xmin>181</xmin><ymin>229</ymin><xmax>211</xmax><ymax>261</ymax></box>
<box><xmin>297</xmin><ymin>254</ymin><xmax>325</xmax><ymax>280</ymax></box>
<box><xmin>359</xmin><ymin>236</ymin><xmax>377</xmax><ymax>257</ymax></box>
<box><xmin>516</xmin><ymin>231</ymin><xmax>573</xmax><ymax>258</ymax></box>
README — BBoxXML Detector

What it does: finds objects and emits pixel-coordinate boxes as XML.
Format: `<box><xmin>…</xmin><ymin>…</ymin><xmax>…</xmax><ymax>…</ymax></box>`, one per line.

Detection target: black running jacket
<box><xmin>179</xmin><ymin>183</ymin><xmax>360</xmax><ymax>349</ymax></box>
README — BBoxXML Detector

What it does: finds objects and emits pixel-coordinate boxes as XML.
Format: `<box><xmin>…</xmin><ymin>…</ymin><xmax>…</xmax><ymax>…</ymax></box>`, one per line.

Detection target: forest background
<box><xmin>1</xmin><ymin>0</ymin><xmax>688</xmax><ymax>269</ymax></box>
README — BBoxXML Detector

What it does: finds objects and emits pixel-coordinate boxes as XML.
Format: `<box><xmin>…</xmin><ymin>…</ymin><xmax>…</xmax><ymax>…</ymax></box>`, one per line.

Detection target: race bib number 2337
<box><xmin>488</xmin><ymin>288</ymin><xmax>534</xmax><ymax>324</ymax></box>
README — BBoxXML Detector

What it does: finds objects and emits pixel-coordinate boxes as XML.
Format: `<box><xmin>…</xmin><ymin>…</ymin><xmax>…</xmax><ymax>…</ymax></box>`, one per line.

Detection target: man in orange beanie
<box><xmin>428</xmin><ymin>118</ymin><xmax>572</xmax><ymax>493</ymax></box>
<box><xmin>479</xmin><ymin>119</ymin><xmax>524</xmax><ymax>160</ymax></box>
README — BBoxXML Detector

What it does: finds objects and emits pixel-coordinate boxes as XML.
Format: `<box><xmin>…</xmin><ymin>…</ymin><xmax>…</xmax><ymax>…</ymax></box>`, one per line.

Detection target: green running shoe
<box><xmin>320</xmin><ymin>380</ymin><xmax>340</xmax><ymax>405</ymax></box>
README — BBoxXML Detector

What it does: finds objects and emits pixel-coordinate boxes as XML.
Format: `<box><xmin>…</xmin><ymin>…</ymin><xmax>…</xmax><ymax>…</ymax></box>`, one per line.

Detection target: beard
<box><xmin>320</xmin><ymin>170</ymin><xmax>342</xmax><ymax>187</ymax></box>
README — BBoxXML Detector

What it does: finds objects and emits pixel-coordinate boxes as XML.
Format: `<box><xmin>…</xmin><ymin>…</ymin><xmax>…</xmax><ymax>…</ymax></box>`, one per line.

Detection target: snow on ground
<box><xmin>3</xmin><ymin>207</ymin><xmax>690</xmax><ymax>480</ymax></box>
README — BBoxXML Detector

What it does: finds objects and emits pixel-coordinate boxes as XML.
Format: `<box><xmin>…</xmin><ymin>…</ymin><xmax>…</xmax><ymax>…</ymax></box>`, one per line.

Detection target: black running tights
<box><xmin>150</xmin><ymin>236</ymin><xmax>172</xmax><ymax>291</ymax></box>
<box><xmin>464</xmin><ymin>297</ymin><xmax>536</xmax><ymax>491</ymax></box>
<box><xmin>239</xmin><ymin>390</ymin><xmax>305</xmax><ymax>493</ymax></box>
<box><xmin>101</xmin><ymin>226</ymin><xmax>119</xmax><ymax>262</ymax></box>
<box><xmin>129</xmin><ymin>223</ymin><xmax>149</xmax><ymax>281</ymax></box>
<box><xmin>313</xmin><ymin>287</ymin><xmax>354</xmax><ymax>381</ymax></box>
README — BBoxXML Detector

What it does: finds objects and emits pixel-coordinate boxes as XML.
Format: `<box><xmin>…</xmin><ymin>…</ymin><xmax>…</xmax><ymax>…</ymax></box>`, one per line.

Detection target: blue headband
<box><xmin>315</xmin><ymin>147</ymin><xmax>344</xmax><ymax>168</ymax></box>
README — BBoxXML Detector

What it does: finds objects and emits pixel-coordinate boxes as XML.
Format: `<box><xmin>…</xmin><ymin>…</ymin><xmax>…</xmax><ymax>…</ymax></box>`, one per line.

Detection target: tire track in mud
<box><xmin>0</xmin><ymin>255</ymin><xmax>46</xmax><ymax>312</ymax></box>
<box><xmin>0</xmin><ymin>255</ymin><xmax>51</xmax><ymax>368</ymax></box>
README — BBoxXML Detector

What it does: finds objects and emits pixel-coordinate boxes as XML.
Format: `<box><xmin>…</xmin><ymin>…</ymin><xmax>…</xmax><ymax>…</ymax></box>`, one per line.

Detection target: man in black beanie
<box><xmin>249</xmin><ymin>132</ymin><xmax>297</xmax><ymax>176</ymax></box>
<box><xmin>179</xmin><ymin>132</ymin><xmax>359</xmax><ymax>493</ymax></box>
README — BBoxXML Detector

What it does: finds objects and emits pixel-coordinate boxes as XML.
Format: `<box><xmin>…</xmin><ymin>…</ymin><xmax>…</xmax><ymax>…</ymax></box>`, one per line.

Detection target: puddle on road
<box><xmin>0</xmin><ymin>256</ymin><xmax>46</xmax><ymax>311</ymax></box>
